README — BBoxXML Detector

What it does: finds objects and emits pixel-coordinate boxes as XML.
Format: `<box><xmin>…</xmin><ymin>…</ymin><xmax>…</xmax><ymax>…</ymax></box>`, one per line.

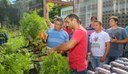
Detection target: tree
<box><xmin>0</xmin><ymin>0</ymin><xmax>31</xmax><ymax>26</ymax></box>
<box><xmin>49</xmin><ymin>4</ymin><xmax>63</xmax><ymax>22</ymax></box>
<box><xmin>0</xmin><ymin>0</ymin><xmax>11</xmax><ymax>8</ymax></box>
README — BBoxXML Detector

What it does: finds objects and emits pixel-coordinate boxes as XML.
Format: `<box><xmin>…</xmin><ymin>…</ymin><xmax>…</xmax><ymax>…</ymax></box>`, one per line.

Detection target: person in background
<box><xmin>48</xmin><ymin>14</ymin><xmax>88</xmax><ymax>74</ymax></box>
<box><xmin>89</xmin><ymin>21</ymin><xmax>110</xmax><ymax>70</ymax></box>
<box><xmin>46</xmin><ymin>5</ymin><xmax>73</xmax><ymax>37</ymax></box>
<box><xmin>125</xmin><ymin>25</ymin><xmax>128</xmax><ymax>58</ymax></box>
<box><xmin>86</xmin><ymin>16</ymin><xmax>97</xmax><ymax>52</ymax></box>
<box><xmin>86</xmin><ymin>16</ymin><xmax>97</xmax><ymax>35</ymax></box>
<box><xmin>86</xmin><ymin>16</ymin><xmax>97</xmax><ymax>70</ymax></box>
<box><xmin>106</xmin><ymin>16</ymin><xmax>128</xmax><ymax>64</ymax></box>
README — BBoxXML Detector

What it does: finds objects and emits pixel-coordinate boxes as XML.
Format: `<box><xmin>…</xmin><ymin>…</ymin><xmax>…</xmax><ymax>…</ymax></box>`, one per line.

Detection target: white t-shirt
<box><xmin>90</xmin><ymin>31</ymin><xmax>110</xmax><ymax>56</ymax></box>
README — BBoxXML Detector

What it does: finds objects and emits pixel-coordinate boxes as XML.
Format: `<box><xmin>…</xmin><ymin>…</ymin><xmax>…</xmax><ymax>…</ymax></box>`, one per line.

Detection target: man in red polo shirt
<box><xmin>48</xmin><ymin>14</ymin><xmax>88</xmax><ymax>74</ymax></box>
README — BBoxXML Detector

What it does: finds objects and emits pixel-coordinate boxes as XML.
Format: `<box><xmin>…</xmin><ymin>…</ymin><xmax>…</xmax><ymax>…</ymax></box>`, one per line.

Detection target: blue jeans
<box><xmin>72</xmin><ymin>69</ymin><xmax>87</xmax><ymax>74</ymax></box>
<box><xmin>91</xmin><ymin>56</ymin><xmax>105</xmax><ymax>70</ymax></box>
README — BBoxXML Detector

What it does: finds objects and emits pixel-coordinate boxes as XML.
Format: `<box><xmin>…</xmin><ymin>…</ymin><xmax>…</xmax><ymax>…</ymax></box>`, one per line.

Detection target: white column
<box><xmin>90</xmin><ymin>0</ymin><xmax>92</xmax><ymax>17</ymax></box>
<box><xmin>117</xmin><ymin>0</ymin><xmax>120</xmax><ymax>14</ymax></box>
<box><xmin>97</xmin><ymin>0</ymin><xmax>103</xmax><ymax>22</ymax></box>
<box><xmin>125</xmin><ymin>0</ymin><xmax>127</xmax><ymax>14</ymax></box>
<box><xmin>86</xmin><ymin>3</ymin><xmax>88</xmax><ymax>27</ymax></box>
<box><xmin>113</xmin><ymin>0</ymin><xmax>117</xmax><ymax>13</ymax></box>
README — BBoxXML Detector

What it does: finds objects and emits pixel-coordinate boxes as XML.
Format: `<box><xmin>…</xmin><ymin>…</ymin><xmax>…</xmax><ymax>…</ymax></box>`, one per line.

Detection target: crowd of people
<box><xmin>47</xmin><ymin>15</ymin><xmax>128</xmax><ymax>74</ymax></box>
<box><xmin>44</xmin><ymin>5</ymin><xmax>128</xmax><ymax>74</ymax></box>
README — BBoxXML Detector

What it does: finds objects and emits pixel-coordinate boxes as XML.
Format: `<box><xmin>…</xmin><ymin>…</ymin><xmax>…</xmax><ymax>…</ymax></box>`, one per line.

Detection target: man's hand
<box><xmin>87</xmin><ymin>52</ymin><xmax>92</xmax><ymax>61</ymax></box>
<box><xmin>100</xmin><ymin>56</ymin><xmax>106</xmax><ymax>62</ymax></box>
<box><xmin>87</xmin><ymin>55</ymin><xmax>91</xmax><ymax>61</ymax></box>
<box><xmin>47</xmin><ymin>48</ymin><xmax>56</xmax><ymax>54</ymax></box>
<box><xmin>110</xmin><ymin>37</ymin><xmax>118</xmax><ymax>43</ymax></box>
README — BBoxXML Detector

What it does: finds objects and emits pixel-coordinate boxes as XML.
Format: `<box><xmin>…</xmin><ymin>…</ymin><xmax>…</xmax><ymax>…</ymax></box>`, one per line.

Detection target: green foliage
<box><xmin>0</xmin><ymin>42</ymin><xmax>31</xmax><ymax>74</ymax></box>
<box><xmin>0</xmin><ymin>27</ymin><xmax>32</xmax><ymax>74</ymax></box>
<box><xmin>0</xmin><ymin>7</ymin><xmax>20</xmax><ymax>25</ymax></box>
<box><xmin>5</xmin><ymin>36</ymin><xmax>25</xmax><ymax>53</ymax></box>
<box><xmin>1</xmin><ymin>27</ymin><xmax>25</xmax><ymax>53</ymax></box>
<box><xmin>0</xmin><ymin>0</ymin><xmax>32</xmax><ymax>26</ymax></box>
<box><xmin>47</xmin><ymin>3</ymin><xmax>54</xmax><ymax>11</ymax></box>
<box><xmin>49</xmin><ymin>4</ymin><xmax>62</xmax><ymax>23</ymax></box>
<box><xmin>0</xmin><ymin>26</ymin><xmax>8</xmax><ymax>33</ymax></box>
<box><xmin>0</xmin><ymin>51</ymin><xmax>31</xmax><ymax>74</ymax></box>
<box><xmin>0</xmin><ymin>0</ymin><xmax>11</xmax><ymax>8</ymax></box>
<box><xmin>3</xmin><ymin>0</ymin><xmax>11</xmax><ymax>7</ymax></box>
<box><xmin>20</xmin><ymin>11</ymin><xmax>48</xmax><ymax>40</ymax></box>
<box><xmin>40</xmin><ymin>53</ymin><xmax>70</xmax><ymax>74</ymax></box>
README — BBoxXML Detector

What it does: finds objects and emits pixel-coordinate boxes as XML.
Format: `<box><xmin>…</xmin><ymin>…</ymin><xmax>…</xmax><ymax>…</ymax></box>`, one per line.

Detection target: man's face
<box><xmin>90</xmin><ymin>19</ymin><xmax>96</xmax><ymax>28</ymax></box>
<box><xmin>109</xmin><ymin>19</ymin><xmax>117</xmax><ymax>27</ymax></box>
<box><xmin>64</xmin><ymin>17</ymin><xmax>73</xmax><ymax>28</ymax></box>
<box><xmin>54</xmin><ymin>21</ymin><xmax>62</xmax><ymax>31</ymax></box>
<box><xmin>94</xmin><ymin>22</ymin><xmax>101</xmax><ymax>31</ymax></box>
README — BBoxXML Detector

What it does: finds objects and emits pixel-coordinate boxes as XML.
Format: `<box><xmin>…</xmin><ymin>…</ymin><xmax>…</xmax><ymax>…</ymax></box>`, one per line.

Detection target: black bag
<box><xmin>87</xmin><ymin>61</ymin><xmax>94</xmax><ymax>71</ymax></box>
<box><xmin>0</xmin><ymin>33</ymin><xmax>8</xmax><ymax>45</ymax></box>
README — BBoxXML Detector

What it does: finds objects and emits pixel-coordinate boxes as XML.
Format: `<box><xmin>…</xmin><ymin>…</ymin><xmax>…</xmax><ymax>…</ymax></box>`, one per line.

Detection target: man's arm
<box><xmin>112</xmin><ymin>29</ymin><xmax>128</xmax><ymax>44</ymax></box>
<box><xmin>45</xmin><ymin>4</ymin><xmax>52</xmax><ymax>27</ymax></box>
<box><xmin>88</xmin><ymin>43</ymin><xmax>92</xmax><ymax>56</ymax></box>
<box><xmin>111</xmin><ymin>37</ymin><xmax>128</xmax><ymax>44</ymax></box>
<box><xmin>100</xmin><ymin>42</ymin><xmax>110</xmax><ymax>62</ymax></box>
<box><xmin>48</xmin><ymin>39</ymin><xmax>77</xmax><ymax>53</ymax></box>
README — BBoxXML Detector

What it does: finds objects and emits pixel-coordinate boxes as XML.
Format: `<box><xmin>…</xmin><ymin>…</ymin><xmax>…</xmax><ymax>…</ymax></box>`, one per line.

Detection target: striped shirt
<box><xmin>47</xmin><ymin>28</ymin><xmax>69</xmax><ymax>48</ymax></box>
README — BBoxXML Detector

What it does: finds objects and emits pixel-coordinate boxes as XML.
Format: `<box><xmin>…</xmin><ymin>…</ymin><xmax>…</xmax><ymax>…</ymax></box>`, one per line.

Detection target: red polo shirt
<box><xmin>69</xmin><ymin>26</ymin><xmax>88</xmax><ymax>72</ymax></box>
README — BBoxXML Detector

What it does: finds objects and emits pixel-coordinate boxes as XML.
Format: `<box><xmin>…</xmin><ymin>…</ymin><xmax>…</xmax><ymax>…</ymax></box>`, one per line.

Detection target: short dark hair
<box><xmin>94</xmin><ymin>20</ymin><xmax>102</xmax><ymax>26</ymax></box>
<box><xmin>66</xmin><ymin>14</ymin><xmax>80</xmax><ymax>23</ymax></box>
<box><xmin>109</xmin><ymin>16</ymin><xmax>118</xmax><ymax>22</ymax></box>
<box><xmin>54</xmin><ymin>15</ymin><xmax>59</xmax><ymax>21</ymax></box>
<box><xmin>79</xmin><ymin>19</ymin><xmax>82</xmax><ymax>24</ymax></box>
<box><xmin>91</xmin><ymin>16</ymin><xmax>97</xmax><ymax>21</ymax></box>
<box><xmin>55</xmin><ymin>17</ymin><xmax>64</xmax><ymax>25</ymax></box>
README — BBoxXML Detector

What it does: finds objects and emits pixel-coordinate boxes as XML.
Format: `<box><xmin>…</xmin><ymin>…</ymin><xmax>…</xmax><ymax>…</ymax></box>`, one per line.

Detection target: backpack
<box><xmin>0</xmin><ymin>33</ymin><xmax>8</xmax><ymax>45</ymax></box>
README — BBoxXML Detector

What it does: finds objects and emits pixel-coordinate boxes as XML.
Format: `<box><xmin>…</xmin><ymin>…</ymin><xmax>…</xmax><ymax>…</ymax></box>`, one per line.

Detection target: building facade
<box><xmin>61</xmin><ymin>6</ymin><xmax>73</xmax><ymax>18</ymax></box>
<box><xmin>74</xmin><ymin>0</ymin><xmax>128</xmax><ymax>29</ymax></box>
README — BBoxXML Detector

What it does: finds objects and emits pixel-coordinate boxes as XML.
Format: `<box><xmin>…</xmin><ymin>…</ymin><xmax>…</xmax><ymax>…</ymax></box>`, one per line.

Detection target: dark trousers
<box><xmin>106</xmin><ymin>56</ymin><xmax>118</xmax><ymax>64</ymax></box>
<box><xmin>72</xmin><ymin>69</ymin><xmax>87</xmax><ymax>74</ymax></box>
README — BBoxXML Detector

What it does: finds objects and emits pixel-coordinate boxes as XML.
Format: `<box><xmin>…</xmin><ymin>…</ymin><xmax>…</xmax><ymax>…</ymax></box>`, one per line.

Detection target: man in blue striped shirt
<box><xmin>47</xmin><ymin>17</ymin><xmax>69</xmax><ymax>48</ymax></box>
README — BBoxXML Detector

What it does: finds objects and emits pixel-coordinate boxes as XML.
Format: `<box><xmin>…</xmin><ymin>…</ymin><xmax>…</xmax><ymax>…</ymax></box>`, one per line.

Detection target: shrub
<box><xmin>20</xmin><ymin>11</ymin><xmax>48</xmax><ymax>40</ymax></box>
<box><xmin>40</xmin><ymin>53</ymin><xmax>70</xmax><ymax>74</ymax></box>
